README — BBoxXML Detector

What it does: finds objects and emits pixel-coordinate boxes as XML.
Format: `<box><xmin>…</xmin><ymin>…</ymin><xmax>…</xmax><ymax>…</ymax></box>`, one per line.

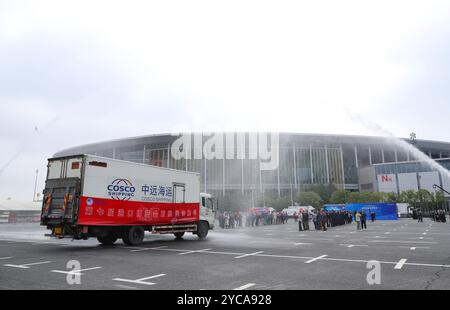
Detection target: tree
<box><xmin>310</xmin><ymin>184</ymin><xmax>338</xmax><ymax>203</ymax></box>
<box><xmin>330</xmin><ymin>190</ymin><xmax>351</xmax><ymax>204</ymax></box>
<box><xmin>296</xmin><ymin>191</ymin><xmax>323</xmax><ymax>209</ymax></box>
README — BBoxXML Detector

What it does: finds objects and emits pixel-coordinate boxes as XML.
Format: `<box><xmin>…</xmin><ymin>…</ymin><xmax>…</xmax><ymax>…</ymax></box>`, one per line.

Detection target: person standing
<box><xmin>298</xmin><ymin>211</ymin><xmax>303</xmax><ymax>231</ymax></box>
<box><xmin>418</xmin><ymin>209</ymin><xmax>423</xmax><ymax>223</ymax></box>
<box><xmin>302</xmin><ymin>211</ymin><xmax>310</xmax><ymax>230</ymax></box>
<box><xmin>320</xmin><ymin>211</ymin><xmax>327</xmax><ymax>231</ymax></box>
<box><xmin>312</xmin><ymin>212</ymin><xmax>318</xmax><ymax>230</ymax></box>
<box><xmin>355</xmin><ymin>212</ymin><xmax>361</xmax><ymax>231</ymax></box>
<box><xmin>361</xmin><ymin>211</ymin><xmax>367</xmax><ymax>230</ymax></box>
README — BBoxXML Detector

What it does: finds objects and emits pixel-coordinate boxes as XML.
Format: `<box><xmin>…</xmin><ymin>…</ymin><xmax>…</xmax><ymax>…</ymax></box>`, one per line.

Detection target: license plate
<box><xmin>53</xmin><ymin>227</ymin><xmax>62</xmax><ymax>235</ymax></box>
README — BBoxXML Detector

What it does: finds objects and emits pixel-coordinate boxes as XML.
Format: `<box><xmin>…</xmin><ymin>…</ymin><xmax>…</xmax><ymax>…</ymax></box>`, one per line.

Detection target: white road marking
<box><xmin>394</xmin><ymin>258</ymin><xmax>408</xmax><ymax>270</ymax></box>
<box><xmin>234</xmin><ymin>283</ymin><xmax>256</xmax><ymax>290</ymax></box>
<box><xmin>340</xmin><ymin>244</ymin><xmax>368</xmax><ymax>248</ymax></box>
<box><xmin>0</xmin><ymin>256</ymin><xmax>14</xmax><ymax>260</ymax></box>
<box><xmin>305</xmin><ymin>254</ymin><xmax>328</xmax><ymax>264</ymax></box>
<box><xmin>4</xmin><ymin>261</ymin><xmax>52</xmax><ymax>269</ymax></box>
<box><xmin>178</xmin><ymin>248</ymin><xmax>211</xmax><ymax>255</ymax></box>
<box><xmin>294</xmin><ymin>242</ymin><xmax>313</xmax><ymax>246</ymax></box>
<box><xmin>235</xmin><ymin>251</ymin><xmax>264</xmax><ymax>259</ymax></box>
<box><xmin>287</xmin><ymin>237</ymin><xmax>333</xmax><ymax>241</ymax></box>
<box><xmin>422</xmin><ymin>232</ymin><xmax>427</xmax><ymax>235</ymax></box>
<box><xmin>398</xmin><ymin>246</ymin><xmax>430</xmax><ymax>250</ymax></box>
<box><xmin>113</xmin><ymin>274</ymin><xmax>166</xmax><ymax>286</ymax></box>
<box><xmin>51</xmin><ymin>266</ymin><xmax>102</xmax><ymax>275</ymax></box>
<box><xmin>130</xmin><ymin>246</ymin><xmax>168</xmax><ymax>252</ymax></box>
<box><xmin>384</xmin><ymin>232</ymin><xmax>391</xmax><ymax>235</ymax></box>
<box><xmin>371</xmin><ymin>240</ymin><xmax>437</xmax><ymax>244</ymax></box>
<box><xmin>112</xmin><ymin>245</ymin><xmax>450</xmax><ymax>269</ymax></box>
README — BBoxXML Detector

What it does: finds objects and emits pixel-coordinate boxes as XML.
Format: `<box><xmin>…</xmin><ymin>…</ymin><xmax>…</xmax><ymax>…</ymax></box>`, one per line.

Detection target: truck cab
<box><xmin>200</xmin><ymin>192</ymin><xmax>217</xmax><ymax>230</ymax></box>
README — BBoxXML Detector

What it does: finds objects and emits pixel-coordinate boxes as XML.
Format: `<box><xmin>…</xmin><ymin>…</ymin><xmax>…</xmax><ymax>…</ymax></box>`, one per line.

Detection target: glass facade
<box><xmin>56</xmin><ymin>133</ymin><xmax>450</xmax><ymax>207</ymax></box>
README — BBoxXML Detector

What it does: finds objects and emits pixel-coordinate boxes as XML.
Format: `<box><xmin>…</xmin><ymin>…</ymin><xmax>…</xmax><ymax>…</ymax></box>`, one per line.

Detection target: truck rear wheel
<box><xmin>174</xmin><ymin>232</ymin><xmax>185</xmax><ymax>239</ymax></box>
<box><xmin>196</xmin><ymin>221</ymin><xmax>209</xmax><ymax>239</ymax></box>
<box><xmin>97</xmin><ymin>232</ymin><xmax>118</xmax><ymax>245</ymax></box>
<box><xmin>122</xmin><ymin>226</ymin><xmax>145</xmax><ymax>246</ymax></box>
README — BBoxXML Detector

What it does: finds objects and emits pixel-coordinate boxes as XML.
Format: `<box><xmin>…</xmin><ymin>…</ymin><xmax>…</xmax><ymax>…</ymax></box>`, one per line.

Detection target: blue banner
<box><xmin>345</xmin><ymin>203</ymin><xmax>398</xmax><ymax>221</ymax></box>
<box><xmin>323</xmin><ymin>204</ymin><xmax>346</xmax><ymax>212</ymax></box>
<box><xmin>322</xmin><ymin>203</ymin><xmax>398</xmax><ymax>220</ymax></box>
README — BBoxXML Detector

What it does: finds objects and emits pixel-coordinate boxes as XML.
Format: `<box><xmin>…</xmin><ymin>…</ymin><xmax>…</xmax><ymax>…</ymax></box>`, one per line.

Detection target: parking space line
<box><xmin>305</xmin><ymin>255</ymin><xmax>328</xmax><ymax>264</ymax></box>
<box><xmin>0</xmin><ymin>256</ymin><xmax>14</xmax><ymax>260</ymax></box>
<box><xmin>235</xmin><ymin>251</ymin><xmax>264</xmax><ymax>259</ymax></box>
<box><xmin>234</xmin><ymin>283</ymin><xmax>256</xmax><ymax>290</ymax></box>
<box><xmin>371</xmin><ymin>240</ymin><xmax>437</xmax><ymax>244</ymax></box>
<box><xmin>398</xmin><ymin>246</ymin><xmax>430</xmax><ymax>251</ymax></box>
<box><xmin>178</xmin><ymin>248</ymin><xmax>211</xmax><ymax>255</ymax></box>
<box><xmin>294</xmin><ymin>242</ymin><xmax>313</xmax><ymax>246</ymax></box>
<box><xmin>394</xmin><ymin>258</ymin><xmax>408</xmax><ymax>270</ymax></box>
<box><xmin>51</xmin><ymin>266</ymin><xmax>102</xmax><ymax>275</ymax></box>
<box><xmin>340</xmin><ymin>244</ymin><xmax>368</xmax><ymax>248</ymax></box>
<box><xmin>113</xmin><ymin>273</ymin><xmax>166</xmax><ymax>286</ymax></box>
<box><xmin>130</xmin><ymin>246</ymin><xmax>168</xmax><ymax>252</ymax></box>
<box><xmin>4</xmin><ymin>261</ymin><xmax>52</xmax><ymax>269</ymax></box>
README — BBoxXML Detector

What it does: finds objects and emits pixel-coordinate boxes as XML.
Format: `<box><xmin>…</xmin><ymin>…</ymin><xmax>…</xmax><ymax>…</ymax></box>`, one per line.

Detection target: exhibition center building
<box><xmin>54</xmin><ymin>133</ymin><xmax>450</xmax><ymax>201</ymax></box>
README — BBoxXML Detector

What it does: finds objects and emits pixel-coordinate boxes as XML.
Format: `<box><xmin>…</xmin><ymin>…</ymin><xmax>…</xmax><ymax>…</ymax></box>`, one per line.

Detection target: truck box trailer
<box><xmin>40</xmin><ymin>154</ymin><xmax>216</xmax><ymax>245</ymax></box>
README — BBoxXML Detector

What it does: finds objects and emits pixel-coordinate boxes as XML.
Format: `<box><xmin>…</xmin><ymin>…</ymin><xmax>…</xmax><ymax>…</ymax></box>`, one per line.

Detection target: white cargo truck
<box><xmin>40</xmin><ymin>154</ymin><xmax>217</xmax><ymax>245</ymax></box>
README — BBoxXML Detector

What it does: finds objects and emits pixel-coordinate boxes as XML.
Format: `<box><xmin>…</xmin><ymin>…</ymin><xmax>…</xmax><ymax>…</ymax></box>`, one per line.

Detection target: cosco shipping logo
<box><xmin>107</xmin><ymin>179</ymin><xmax>135</xmax><ymax>201</ymax></box>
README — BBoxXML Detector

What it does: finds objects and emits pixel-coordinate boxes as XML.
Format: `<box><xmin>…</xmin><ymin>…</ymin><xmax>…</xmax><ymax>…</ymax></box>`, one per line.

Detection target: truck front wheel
<box><xmin>122</xmin><ymin>226</ymin><xmax>145</xmax><ymax>246</ymax></box>
<box><xmin>196</xmin><ymin>221</ymin><xmax>209</xmax><ymax>239</ymax></box>
<box><xmin>97</xmin><ymin>232</ymin><xmax>118</xmax><ymax>245</ymax></box>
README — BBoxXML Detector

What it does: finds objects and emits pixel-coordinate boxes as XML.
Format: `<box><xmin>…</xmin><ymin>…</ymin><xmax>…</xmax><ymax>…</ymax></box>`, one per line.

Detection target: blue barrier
<box><xmin>323</xmin><ymin>203</ymin><xmax>398</xmax><ymax>220</ymax></box>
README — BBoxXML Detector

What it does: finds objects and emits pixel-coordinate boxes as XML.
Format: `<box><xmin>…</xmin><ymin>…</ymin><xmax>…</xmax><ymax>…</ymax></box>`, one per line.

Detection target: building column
<box><xmin>142</xmin><ymin>145</ymin><xmax>146</xmax><ymax>164</ymax></box>
<box><xmin>204</xmin><ymin>156</ymin><xmax>207</xmax><ymax>193</ymax></box>
<box><xmin>166</xmin><ymin>144</ymin><xmax>171</xmax><ymax>168</ymax></box>
<box><xmin>394</xmin><ymin>150</ymin><xmax>398</xmax><ymax>162</ymax></box>
<box><xmin>381</xmin><ymin>148</ymin><xmax>385</xmax><ymax>163</ymax></box>
<box><xmin>222</xmin><ymin>159</ymin><xmax>225</xmax><ymax>196</ymax></box>
<box><xmin>340</xmin><ymin>146</ymin><xmax>345</xmax><ymax>189</ymax></box>
<box><xmin>241</xmin><ymin>159</ymin><xmax>244</xmax><ymax>195</ymax></box>
<box><xmin>259</xmin><ymin>158</ymin><xmax>263</xmax><ymax>193</ymax></box>
<box><xmin>310</xmin><ymin>144</ymin><xmax>314</xmax><ymax>184</ymax></box>
<box><xmin>368</xmin><ymin>146</ymin><xmax>372</xmax><ymax>165</ymax></box>
<box><xmin>354</xmin><ymin>146</ymin><xmax>359</xmax><ymax>168</ymax></box>
<box><xmin>293</xmin><ymin>144</ymin><xmax>297</xmax><ymax>188</ymax></box>
<box><xmin>325</xmin><ymin>145</ymin><xmax>330</xmax><ymax>184</ymax></box>
<box><xmin>277</xmin><ymin>163</ymin><xmax>281</xmax><ymax>198</ymax></box>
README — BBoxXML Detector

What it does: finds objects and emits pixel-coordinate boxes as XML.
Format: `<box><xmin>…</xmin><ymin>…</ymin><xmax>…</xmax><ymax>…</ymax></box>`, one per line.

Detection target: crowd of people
<box><xmin>432</xmin><ymin>209</ymin><xmax>447</xmax><ymax>223</ymax></box>
<box><xmin>218</xmin><ymin>209</ymin><xmax>376</xmax><ymax>232</ymax></box>
<box><xmin>303</xmin><ymin>210</ymin><xmax>368</xmax><ymax>231</ymax></box>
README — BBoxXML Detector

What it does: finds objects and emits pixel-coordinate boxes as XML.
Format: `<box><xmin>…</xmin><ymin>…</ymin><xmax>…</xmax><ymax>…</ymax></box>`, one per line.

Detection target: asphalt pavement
<box><xmin>0</xmin><ymin>218</ymin><xmax>449</xmax><ymax>290</ymax></box>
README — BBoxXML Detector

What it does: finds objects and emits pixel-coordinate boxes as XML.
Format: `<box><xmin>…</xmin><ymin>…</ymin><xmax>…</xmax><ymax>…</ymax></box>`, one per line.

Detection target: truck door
<box><xmin>172</xmin><ymin>183</ymin><xmax>185</xmax><ymax>222</ymax></box>
<box><xmin>41</xmin><ymin>157</ymin><xmax>83</xmax><ymax>225</ymax></box>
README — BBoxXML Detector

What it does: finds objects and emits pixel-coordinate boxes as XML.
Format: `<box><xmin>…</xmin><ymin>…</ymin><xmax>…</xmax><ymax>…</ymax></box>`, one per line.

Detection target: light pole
<box><xmin>33</xmin><ymin>169</ymin><xmax>39</xmax><ymax>202</ymax></box>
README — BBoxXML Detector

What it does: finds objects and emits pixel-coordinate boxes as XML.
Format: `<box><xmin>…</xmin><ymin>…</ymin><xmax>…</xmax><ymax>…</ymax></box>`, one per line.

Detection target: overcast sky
<box><xmin>1</xmin><ymin>0</ymin><xmax>450</xmax><ymax>201</ymax></box>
